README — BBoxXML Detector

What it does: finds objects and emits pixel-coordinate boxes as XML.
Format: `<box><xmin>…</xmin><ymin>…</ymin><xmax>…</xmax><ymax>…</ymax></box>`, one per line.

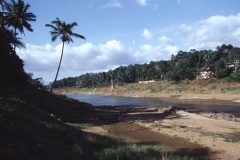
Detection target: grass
<box><xmin>224</xmin><ymin>137</ymin><xmax>239</xmax><ymax>143</ymax></box>
<box><xmin>95</xmin><ymin>143</ymin><xmax>195</xmax><ymax>160</ymax></box>
<box><xmin>95</xmin><ymin>144</ymin><xmax>165</xmax><ymax>160</ymax></box>
<box><xmin>67</xmin><ymin>123</ymin><xmax>89</xmax><ymax>128</ymax></box>
<box><xmin>66</xmin><ymin>79</ymin><xmax>240</xmax><ymax>96</ymax></box>
<box><xmin>221</xmin><ymin>87</ymin><xmax>238</xmax><ymax>93</ymax></box>
<box><xmin>72</xmin><ymin>143</ymin><xmax>82</xmax><ymax>154</ymax></box>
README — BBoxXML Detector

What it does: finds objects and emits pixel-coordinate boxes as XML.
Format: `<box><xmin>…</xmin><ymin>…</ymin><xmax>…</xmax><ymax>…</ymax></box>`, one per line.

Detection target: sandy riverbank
<box><xmin>54</xmin><ymin>88</ymin><xmax>240</xmax><ymax>103</ymax></box>
<box><xmin>81</xmin><ymin>106</ymin><xmax>240</xmax><ymax>159</ymax></box>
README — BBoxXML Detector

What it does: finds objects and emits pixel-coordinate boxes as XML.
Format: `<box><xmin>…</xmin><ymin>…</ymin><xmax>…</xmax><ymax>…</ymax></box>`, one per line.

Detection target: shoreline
<box><xmin>54</xmin><ymin>89</ymin><xmax>240</xmax><ymax>103</ymax></box>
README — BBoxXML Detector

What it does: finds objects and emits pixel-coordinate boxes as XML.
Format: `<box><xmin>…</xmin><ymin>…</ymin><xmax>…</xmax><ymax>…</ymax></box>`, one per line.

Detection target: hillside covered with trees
<box><xmin>53</xmin><ymin>44</ymin><xmax>240</xmax><ymax>88</ymax></box>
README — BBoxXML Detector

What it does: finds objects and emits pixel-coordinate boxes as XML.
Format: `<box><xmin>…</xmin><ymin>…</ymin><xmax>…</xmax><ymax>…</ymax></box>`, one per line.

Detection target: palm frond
<box><xmin>51</xmin><ymin>35</ymin><xmax>58</xmax><ymax>42</ymax></box>
<box><xmin>71</xmin><ymin>33</ymin><xmax>86</xmax><ymax>40</ymax></box>
<box><xmin>46</xmin><ymin>17</ymin><xmax>85</xmax><ymax>43</ymax></box>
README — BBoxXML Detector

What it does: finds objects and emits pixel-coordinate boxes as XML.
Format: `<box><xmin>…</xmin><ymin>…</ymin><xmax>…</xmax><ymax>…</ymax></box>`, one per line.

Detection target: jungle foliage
<box><xmin>0</xmin><ymin>0</ymin><xmax>38</xmax><ymax>89</ymax></box>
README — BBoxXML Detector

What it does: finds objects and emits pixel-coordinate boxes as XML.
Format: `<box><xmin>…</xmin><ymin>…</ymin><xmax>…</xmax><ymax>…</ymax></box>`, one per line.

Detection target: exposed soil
<box><xmin>54</xmin><ymin>80</ymin><xmax>240</xmax><ymax>102</ymax></box>
<box><xmin>79</xmin><ymin>105</ymin><xmax>240</xmax><ymax>160</ymax></box>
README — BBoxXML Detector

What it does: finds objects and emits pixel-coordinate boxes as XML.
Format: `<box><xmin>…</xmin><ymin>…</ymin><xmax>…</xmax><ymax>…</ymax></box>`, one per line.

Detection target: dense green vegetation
<box><xmin>53</xmin><ymin>44</ymin><xmax>240</xmax><ymax>88</ymax></box>
<box><xmin>0</xmin><ymin>0</ymin><xmax>36</xmax><ymax>89</ymax></box>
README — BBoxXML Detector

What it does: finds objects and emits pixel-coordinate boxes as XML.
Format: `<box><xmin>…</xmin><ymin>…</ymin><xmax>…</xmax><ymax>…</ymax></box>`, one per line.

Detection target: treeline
<box><xmin>53</xmin><ymin>44</ymin><xmax>240</xmax><ymax>88</ymax></box>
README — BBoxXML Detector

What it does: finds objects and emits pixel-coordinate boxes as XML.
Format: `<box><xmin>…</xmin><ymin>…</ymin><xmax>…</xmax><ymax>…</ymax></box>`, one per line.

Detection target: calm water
<box><xmin>66</xmin><ymin>94</ymin><xmax>240</xmax><ymax>117</ymax></box>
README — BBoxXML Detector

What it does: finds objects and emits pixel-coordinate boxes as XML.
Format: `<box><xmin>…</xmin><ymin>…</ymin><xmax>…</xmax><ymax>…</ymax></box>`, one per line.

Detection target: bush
<box><xmin>216</xmin><ymin>68</ymin><xmax>231</xmax><ymax>78</ymax></box>
<box><xmin>226</xmin><ymin>72</ymin><xmax>240</xmax><ymax>82</ymax></box>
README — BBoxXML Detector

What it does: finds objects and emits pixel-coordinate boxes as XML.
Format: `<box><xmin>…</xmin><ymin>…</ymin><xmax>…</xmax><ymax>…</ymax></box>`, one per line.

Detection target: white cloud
<box><xmin>176</xmin><ymin>13</ymin><xmax>240</xmax><ymax>50</ymax></box>
<box><xmin>141</xmin><ymin>29</ymin><xmax>153</xmax><ymax>39</ymax></box>
<box><xmin>136</xmin><ymin>0</ymin><xmax>148</xmax><ymax>6</ymax></box>
<box><xmin>139</xmin><ymin>36</ymin><xmax>178</xmax><ymax>60</ymax></box>
<box><xmin>102</xmin><ymin>0</ymin><xmax>122</xmax><ymax>9</ymax></box>
<box><xmin>158</xmin><ymin>36</ymin><xmax>174</xmax><ymax>46</ymax></box>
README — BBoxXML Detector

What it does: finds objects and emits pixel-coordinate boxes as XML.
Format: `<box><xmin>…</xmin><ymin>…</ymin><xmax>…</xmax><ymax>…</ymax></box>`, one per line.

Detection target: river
<box><xmin>66</xmin><ymin>94</ymin><xmax>240</xmax><ymax>117</ymax></box>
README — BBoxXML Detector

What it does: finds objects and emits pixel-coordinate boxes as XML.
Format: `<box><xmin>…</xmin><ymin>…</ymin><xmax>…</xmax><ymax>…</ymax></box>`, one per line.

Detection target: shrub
<box><xmin>226</xmin><ymin>72</ymin><xmax>240</xmax><ymax>82</ymax></box>
<box><xmin>216</xmin><ymin>68</ymin><xmax>231</xmax><ymax>78</ymax></box>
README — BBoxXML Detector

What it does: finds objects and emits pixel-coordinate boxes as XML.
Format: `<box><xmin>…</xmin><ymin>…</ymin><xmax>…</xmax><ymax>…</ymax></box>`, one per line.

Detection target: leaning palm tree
<box><xmin>45</xmin><ymin>17</ymin><xmax>86</xmax><ymax>93</ymax></box>
<box><xmin>3</xmin><ymin>0</ymin><xmax>36</xmax><ymax>50</ymax></box>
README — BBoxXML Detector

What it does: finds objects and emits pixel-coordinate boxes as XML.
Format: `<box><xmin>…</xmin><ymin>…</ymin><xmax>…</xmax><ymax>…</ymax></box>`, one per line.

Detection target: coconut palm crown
<box><xmin>3</xmin><ymin>0</ymin><xmax>36</xmax><ymax>35</ymax></box>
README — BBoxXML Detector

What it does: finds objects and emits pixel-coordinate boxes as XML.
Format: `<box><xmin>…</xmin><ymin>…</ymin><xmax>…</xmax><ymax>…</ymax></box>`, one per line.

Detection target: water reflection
<box><xmin>66</xmin><ymin>94</ymin><xmax>240</xmax><ymax>117</ymax></box>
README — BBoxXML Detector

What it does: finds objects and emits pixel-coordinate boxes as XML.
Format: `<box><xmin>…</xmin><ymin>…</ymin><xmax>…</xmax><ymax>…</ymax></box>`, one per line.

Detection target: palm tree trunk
<box><xmin>49</xmin><ymin>42</ymin><xmax>65</xmax><ymax>93</ymax></box>
<box><xmin>14</xmin><ymin>27</ymin><xmax>16</xmax><ymax>52</ymax></box>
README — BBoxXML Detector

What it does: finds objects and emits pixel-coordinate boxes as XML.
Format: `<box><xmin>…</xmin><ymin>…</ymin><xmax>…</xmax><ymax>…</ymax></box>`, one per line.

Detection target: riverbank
<box><xmin>51</xmin><ymin>81</ymin><xmax>240</xmax><ymax>159</ymax></box>
<box><xmin>53</xmin><ymin>79</ymin><xmax>240</xmax><ymax>102</ymax></box>
<box><xmin>2</xmin><ymin>86</ymin><xmax>240</xmax><ymax>159</ymax></box>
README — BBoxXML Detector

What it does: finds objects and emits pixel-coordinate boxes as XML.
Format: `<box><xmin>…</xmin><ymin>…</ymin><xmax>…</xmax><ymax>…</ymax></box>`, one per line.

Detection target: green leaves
<box><xmin>45</xmin><ymin>17</ymin><xmax>85</xmax><ymax>43</ymax></box>
<box><xmin>3</xmin><ymin>0</ymin><xmax>36</xmax><ymax>35</ymax></box>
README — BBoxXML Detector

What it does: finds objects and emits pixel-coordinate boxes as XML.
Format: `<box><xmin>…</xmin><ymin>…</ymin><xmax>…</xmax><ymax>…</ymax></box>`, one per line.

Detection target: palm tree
<box><xmin>1</xmin><ymin>27</ymin><xmax>25</xmax><ymax>50</ymax></box>
<box><xmin>0</xmin><ymin>0</ymin><xmax>6</xmax><ymax>10</ymax></box>
<box><xmin>3</xmin><ymin>0</ymin><xmax>36</xmax><ymax>50</ymax></box>
<box><xmin>0</xmin><ymin>0</ymin><xmax>7</xmax><ymax>28</ymax></box>
<box><xmin>228</xmin><ymin>48</ymin><xmax>240</xmax><ymax>73</ymax></box>
<box><xmin>45</xmin><ymin>17</ymin><xmax>86</xmax><ymax>93</ymax></box>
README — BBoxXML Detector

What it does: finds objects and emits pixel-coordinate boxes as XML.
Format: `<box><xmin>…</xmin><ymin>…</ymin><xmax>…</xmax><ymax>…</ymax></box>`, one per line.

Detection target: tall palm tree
<box><xmin>3</xmin><ymin>0</ymin><xmax>36</xmax><ymax>50</ymax></box>
<box><xmin>45</xmin><ymin>17</ymin><xmax>86</xmax><ymax>93</ymax></box>
<box><xmin>3</xmin><ymin>0</ymin><xmax>35</xmax><ymax>84</ymax></box>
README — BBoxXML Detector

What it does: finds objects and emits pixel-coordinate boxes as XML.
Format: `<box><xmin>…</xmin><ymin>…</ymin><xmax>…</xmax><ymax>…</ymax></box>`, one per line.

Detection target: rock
<box><xmin>235</xmin><ymin>118</ymin><xmax>240</xmax><ymax>122</ymax></box>
<box><xmin>207</xmin><ymin>112</ymin><xmax>236</xmax><ymax>121</ymax></box>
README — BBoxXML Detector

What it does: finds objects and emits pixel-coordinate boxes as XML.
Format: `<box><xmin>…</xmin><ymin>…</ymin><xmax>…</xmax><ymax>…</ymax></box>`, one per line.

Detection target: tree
<box><xmin>0</xmin><ymin>0</ymin><xmax>6</xmax><ymax>10</ymax></box>
<box><xmin>3</xmin><ymin>0</ymin><xmax>36</xmax><ymax>50</ymax></box>
<box><xmin>203</xmin><ymin>50</ymin><xmax>214</xmax><ymax>71</ymax></box>
<box><xmin>228</xmin><ymin>48</ymin><xmax>240</xmax><ymax>73</ymax></box>
<box><xmin>45</xmin><ymin>17</ymin><xmax>85</xmax><ymax>93</ymax></box>
<box><xmin>0</xmin><ymin>16</ymin><xmax>26</xmax><ymax>88</ymax></box>
<box><xmin>0</xmin><ymin>27</ymin><xmax>28</xmax><ymax>88</ymax></box>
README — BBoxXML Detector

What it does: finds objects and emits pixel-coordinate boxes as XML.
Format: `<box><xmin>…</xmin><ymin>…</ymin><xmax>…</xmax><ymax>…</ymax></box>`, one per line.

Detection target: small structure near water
<box><xmin>139</xmin><ymin>80</ymin><xmax>155</xmax><ymax>84</ymax></box>
<box><xmin>197</xmin><ymin>70</ymin><xmax>214</xmax><ymax>79</ymax></box>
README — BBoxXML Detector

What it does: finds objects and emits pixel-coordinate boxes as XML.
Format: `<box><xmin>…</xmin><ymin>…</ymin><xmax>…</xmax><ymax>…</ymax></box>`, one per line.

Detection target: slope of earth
<box><xmin>54</xmin><ymin>79</ymin><xmax>240</xmax><ymax>101</ymax></box>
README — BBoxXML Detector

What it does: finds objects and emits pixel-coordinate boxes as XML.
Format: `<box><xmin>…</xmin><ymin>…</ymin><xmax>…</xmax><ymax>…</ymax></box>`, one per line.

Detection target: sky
<box><xmin>14</xmin><ymin>0</ymin><xmax>240</xmax><ymax>84</ymax></box>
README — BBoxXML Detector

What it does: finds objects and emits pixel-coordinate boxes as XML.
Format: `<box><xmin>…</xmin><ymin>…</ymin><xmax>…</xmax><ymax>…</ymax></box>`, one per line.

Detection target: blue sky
<box><xmin>15</xmin><ymin>0</ymin><xmax>240</xmax><ymax>84</ymax></box>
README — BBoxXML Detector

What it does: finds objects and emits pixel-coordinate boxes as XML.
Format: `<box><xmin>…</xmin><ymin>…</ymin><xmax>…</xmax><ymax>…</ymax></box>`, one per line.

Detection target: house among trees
<box><xmin>197</xmin><ymin>70</ymin><xmax>215</xmax><ymax>80</ymax></box>
<box><xmin>226</xmin><ymin>60</ymin><xmax>239</xmax><ymax>69</ymax></box>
